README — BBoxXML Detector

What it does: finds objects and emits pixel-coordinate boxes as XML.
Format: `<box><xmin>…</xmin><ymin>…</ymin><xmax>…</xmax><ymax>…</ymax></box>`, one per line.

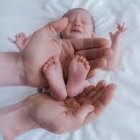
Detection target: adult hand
<box><xmin>27</xmin><ymin>81</ymin><xmax>116</xmax><ymax>133</ymax></box>
<box><xmin>21</xmin><ymin>17</ymin><xmax>112</xmax><ymax>87</ymax></box>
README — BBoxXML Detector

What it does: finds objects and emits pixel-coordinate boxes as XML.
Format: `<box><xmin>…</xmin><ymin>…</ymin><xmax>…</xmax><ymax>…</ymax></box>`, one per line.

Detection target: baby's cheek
<box><xmin>85</xmin><ymin>30</ymin><xmax>93</xmax><ymax>37</ymax></box>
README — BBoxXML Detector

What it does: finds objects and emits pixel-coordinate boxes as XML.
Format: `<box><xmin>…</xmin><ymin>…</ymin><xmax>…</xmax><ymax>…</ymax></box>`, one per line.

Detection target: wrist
<box><xmin>0</xmin><ymin>52</ymin><xmax>27</xmax><ymax>86</ymax></box>
<box><xmin>0</xmin><ymin>100</ymin><xmax>39</xmax><ymax>139</ymax></box>
<box><xmin>18</xmin><ymin>53</ymin><xmax>27</xmax><ymax>86</ymax></box>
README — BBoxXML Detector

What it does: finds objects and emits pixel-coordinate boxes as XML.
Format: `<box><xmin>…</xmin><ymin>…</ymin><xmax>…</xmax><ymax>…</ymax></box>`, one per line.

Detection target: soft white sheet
<box><xmin>0</xmin><ymin>0</ymin><xmax>140</xmax><ymax>139</ymax></box>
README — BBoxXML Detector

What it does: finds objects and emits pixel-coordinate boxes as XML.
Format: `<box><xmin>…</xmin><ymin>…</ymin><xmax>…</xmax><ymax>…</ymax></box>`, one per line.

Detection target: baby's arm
<box><xmin>9</xmin><ymin>32</ymin><xmax>30</xmax><ymax>51</ymax></box>
<box><xmin>106</xmin><ymin>23</ymin><xmax>127</xmax><ymax>70</ymax></box>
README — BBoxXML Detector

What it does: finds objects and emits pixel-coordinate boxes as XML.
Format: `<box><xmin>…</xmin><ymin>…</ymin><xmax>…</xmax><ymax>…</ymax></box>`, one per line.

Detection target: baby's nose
<box><xmin>73</xmin><ymin>19</ymin><xmax>81</xmax><ymax>27</ymax></box>
<box><xmin>74</xmin><ymin>22</ymin><xmax>81</xmax><ymax>27</ymax></box>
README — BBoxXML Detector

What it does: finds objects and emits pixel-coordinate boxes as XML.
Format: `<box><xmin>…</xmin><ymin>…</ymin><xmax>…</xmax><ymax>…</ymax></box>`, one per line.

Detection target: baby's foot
<box><xmin>66</xmin><ymin>55</ymin><xmax>90</xmax><ymax>97</ymax></box>
<box><xmin>43</xmin><ymin>56</ymin><xmax>67</xmax><ymax>100</ymax></box>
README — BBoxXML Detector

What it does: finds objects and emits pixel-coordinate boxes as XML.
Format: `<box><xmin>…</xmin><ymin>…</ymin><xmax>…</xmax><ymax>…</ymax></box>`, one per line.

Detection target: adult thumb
<box><xmin>46</xmin><ymin>17</ymin><xmax>68</xmax><ymax>36</ymax></box>
<box><xmin>75</xmin><ymin>104</ymin><xmax>94</xmax><ymax>124</ymax></box>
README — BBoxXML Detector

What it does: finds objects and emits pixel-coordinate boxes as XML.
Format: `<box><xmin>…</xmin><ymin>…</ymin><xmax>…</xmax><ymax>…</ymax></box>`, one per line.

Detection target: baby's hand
<box><xmin>109</xmin><ymin>22</ymin><xmax>127</xmax><ymax>43</ymax></box>
<box><xmin>9</xmin><ymin>32</ymin><xmax>28</xmax><ymax>51</ymax></box>
<box><xmin>117</xmin><ymin>22</ymin><xmax>128</xmax><ymax>33</ymax></box>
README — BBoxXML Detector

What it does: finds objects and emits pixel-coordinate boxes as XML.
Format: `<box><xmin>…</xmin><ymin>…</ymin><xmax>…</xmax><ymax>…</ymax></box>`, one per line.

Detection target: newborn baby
<box><xmin>9</xmin><ymin>8</ymin><xmax>126</xmax><ymax>100</ymax></box>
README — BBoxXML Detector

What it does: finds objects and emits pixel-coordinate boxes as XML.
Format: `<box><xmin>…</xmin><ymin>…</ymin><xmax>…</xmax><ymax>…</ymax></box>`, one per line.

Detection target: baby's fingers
<box><xmin>15</xmin><ymin>32</ymin><xmax>25</xmax><ymax>39</ymax></box>
<box><xmin>117</xmin><ymin>22</ymin><xmax>128</xmax><ymax>32</ymax></box>
<box><xmin>109</xmin><ymin>32</ymin><xmax>113</xmax><ymax>38</ymax></box>
<box><xmin>8</xmin><ymin>37</ymin><xmax>16</xmax><ymax>43</ymax></box>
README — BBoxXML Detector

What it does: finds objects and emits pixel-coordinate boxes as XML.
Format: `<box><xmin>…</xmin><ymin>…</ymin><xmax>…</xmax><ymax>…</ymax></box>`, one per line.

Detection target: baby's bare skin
<box><xmin>66</xmin><ymin>55</ymin><xmax>90</xmax><ymax>97</ymax></box>
<box><xmin>11</xmin><ymin>32</ymin><xmax>91</xmax><ymax>99</ymax></box>
<box><xmin>9</xmin><ymin>10</ymin><xmax>115</xmax><ymax>99</ymax></box>
<box><xmin>43</xmin><ymin>55</ymin><xmax>90</xmax><ymax>100</ymax></box>
<box><xmin>43</xmin><ymin>56</ymin><xmax>67</xmax><ymax>100</ymax></box>
<box><xmin>11</xmin><ymin>28</ymin><xmax>93</xmax><ymax>100</ymax></box>
<box><xmin>21</xmin><ymin>25</ymin><xmax>75</xmax><ymax>88</ymax></box>
<box><xmin>0</xmin><ymin>14</ymin><xmax>112</xmax><ymax>90</ymax></box>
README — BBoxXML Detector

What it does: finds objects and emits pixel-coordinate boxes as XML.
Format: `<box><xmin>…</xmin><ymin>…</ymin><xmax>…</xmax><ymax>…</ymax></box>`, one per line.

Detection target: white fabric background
<box><xmin>0</xmin><ymin>0</ymin><xmax>140</xmax><ymax>139</ymax></box>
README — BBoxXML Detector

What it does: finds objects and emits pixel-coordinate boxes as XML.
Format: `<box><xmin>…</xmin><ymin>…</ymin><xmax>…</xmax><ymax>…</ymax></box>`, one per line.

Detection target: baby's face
<box><xmin>61</xmin><ymin>9</ymin><xmax>94</xmax><ymax>39</ymax></box>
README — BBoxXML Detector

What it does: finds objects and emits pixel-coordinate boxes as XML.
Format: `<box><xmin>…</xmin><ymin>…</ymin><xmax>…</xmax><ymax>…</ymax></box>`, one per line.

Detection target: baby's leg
<box><xmin>66</xmin><ymin>55</ymin><xmax>90</xmax><ymax>97</ymax></box>
<box><xmin>43</xmin><ymin>56</ymin><xmax>67</xmax><ymax>100</ymax></box>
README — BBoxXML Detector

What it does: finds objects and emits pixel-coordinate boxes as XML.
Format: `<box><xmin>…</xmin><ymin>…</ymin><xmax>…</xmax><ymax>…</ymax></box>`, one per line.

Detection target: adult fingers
<box><xmin>77</xmin><ymin>81</ymin><xmax>106</xmax><ymax>105</ymax></box>
<box><xmin>86</xmin><ymin>69</ymin><xmax>96</xmax><ymax>79</ymax></box>
<box><xmin>74</xmin><ymin>104</ymin><xmax>94</xmax><ymax>123</ymax></box>
<box><xmin>46</xmin><ymin>17</ymin><xmax>68</xmax><ymax>37</ymax></box>
<box><xmin>57</xmin><ymin>104</ymin><xmax>94</xmax><ymax>133</ymax></box>
<box><xmin>89</xmin><ymin>58</ymin><xmax>107</xmax><ymax>69</ymax></box>
<box><xmin>98</xmin><ymin>84</ymin><xmax>117</xmax><ymax>106</ymax></box>
<box><xmin>81</xmin><ymin>85</ymin><xmax>95</xmax><ymax>96</ymax></box>
<box><xmin>86</xmin><ymin>58</ymin><xmax>107</xmax><ymax>79</ymax></box>
<box><xmin>76</xmin><ymin>85</ymin><xmax>95</xmax><ymax>104</ymax></box>
<box><xmin>87</xmin><ymin>80</ymin><xmax>106</xmax><ymax>98</ymax></box>
<box><xmin>83</xmin><ymin>84</ymin><xmax>116</xmax><ymax>124</ymax></box>
<box><xmin>92</xmin><ymin>84</ymin><xmax>116</xmax><ymax>116</ymax></box>
<box><xmin>75</xmin><ymin>47</ymin><xmax>112</xmax><ymax>60</ymax></box>
<box><xmin>70</xmin><ymin>37</ymin><xmax>109</xmax><ymax>50</ymax></box>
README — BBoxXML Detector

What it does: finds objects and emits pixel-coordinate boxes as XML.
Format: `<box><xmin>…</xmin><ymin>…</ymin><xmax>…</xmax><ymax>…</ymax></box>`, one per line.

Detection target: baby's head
<box><xmin>61</xmin><ymin>8</ymin><xmax>95</xmax><ymax>39</ymax></box>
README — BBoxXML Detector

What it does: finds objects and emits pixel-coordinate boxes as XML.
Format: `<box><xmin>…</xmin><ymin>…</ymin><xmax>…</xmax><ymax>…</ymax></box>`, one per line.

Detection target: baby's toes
<box><xmin>43</xmin><ymin>64</ymin><xmax>49</xmax><ymax>72</ymax></box>
<box><xmin>79</xmin><ymin>58</ymin><xmax>90</xmax><ymax>71</ymax></box>
<box><xmin>47</xmin><ymin>58</ymin><xmax>54</xmax><ymax>65</ymax></box>
<box><xmin>43</xmin><ymin>59</ymin><xmax>54</xmax><ymax>71</ymax></box>
<box><xmin>84</xmin><ymin>61</ymin><xmax>90</xmax><ymax>71</ymax></box>
<box><xmin>78</xmin><ymin>56</ymin><xmax>86</xmax><ymax>62</ymax></box>
<box><xmin>44</xmin><ymin>58</ymin><xmax>53</xmax><ymax>66</ymax></box>
<box><xmin>52</xmin><ymin>56</ymin><xmax>60</xmax><ymax>64</ymax></box>
<box><xmin>74</xmin><ymin>55</ymin><xmax>80</xmax><ymax>61</ymax></box>
<box><xmin>81</xmin><ymin>57</ymin><xmax>87</xmax><ymax>63</ymax></box>
<box><xmin>75</xmin><ymin>55</ymin><xmax>80</xmax><ymax>59</ymax></box>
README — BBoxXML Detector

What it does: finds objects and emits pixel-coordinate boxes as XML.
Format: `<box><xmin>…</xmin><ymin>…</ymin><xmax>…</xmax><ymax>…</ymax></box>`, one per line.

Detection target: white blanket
<box><xmin>0</xmin><ymin>0</ymin><xmax>140</xmax><ymax>139</ymax></box>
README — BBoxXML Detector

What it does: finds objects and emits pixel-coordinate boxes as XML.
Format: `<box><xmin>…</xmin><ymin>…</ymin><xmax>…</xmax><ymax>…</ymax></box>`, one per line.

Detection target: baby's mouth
<box><xmin>71</xmin><ymin>29</ymin><xmax>82</xmax><ymax>33</ymax></box>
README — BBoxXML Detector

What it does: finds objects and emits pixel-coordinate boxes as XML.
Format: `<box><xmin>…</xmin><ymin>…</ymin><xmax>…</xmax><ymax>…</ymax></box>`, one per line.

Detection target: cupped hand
<box><xmin>27</xmin><ymin>81</ymin><xmax>116</xmax><ymax>133</ymax></box>
<box><xmin>21</xmin><ymin>17</ymin><xmax>112</xmax><ymax>87</ymax></box>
